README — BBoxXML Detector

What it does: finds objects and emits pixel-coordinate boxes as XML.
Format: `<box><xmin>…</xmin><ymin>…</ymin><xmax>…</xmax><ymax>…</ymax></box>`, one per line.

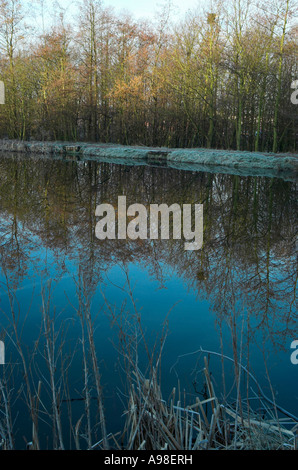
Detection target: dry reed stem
<box><xmin>122</xmin><ymin>358</ymin><xmax>297</xmax><ymax>451</ymax></box>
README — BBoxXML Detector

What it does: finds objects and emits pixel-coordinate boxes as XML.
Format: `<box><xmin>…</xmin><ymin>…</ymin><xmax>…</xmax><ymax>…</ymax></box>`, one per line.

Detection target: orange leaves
<box><xmin>110</xmin><ymin>76</ymin><xmax>145</xmax><ymax>103</ymax></box>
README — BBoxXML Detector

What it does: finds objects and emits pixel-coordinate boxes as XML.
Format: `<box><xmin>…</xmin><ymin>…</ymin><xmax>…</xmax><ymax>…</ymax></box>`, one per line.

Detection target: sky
<box><xmin>17</xmin><ymin>0</ymin><xmax>208</xmax><ymax>46</ymax></box>
<box><xmin>36</xmin><ymin>0</ymin><xmax>204</xmax><ymax>23</ymax></box>
<box><xmin>101</xmin><ymin>0</ymin><xmax>201</xmax><ymax>19</ymax></box>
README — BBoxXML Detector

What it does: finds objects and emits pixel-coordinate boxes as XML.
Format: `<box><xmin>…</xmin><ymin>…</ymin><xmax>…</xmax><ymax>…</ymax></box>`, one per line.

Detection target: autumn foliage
<box><xmin>0</xmin><ymin>0</ymin><xmax>297</xmax><ymax>152</ymax></box>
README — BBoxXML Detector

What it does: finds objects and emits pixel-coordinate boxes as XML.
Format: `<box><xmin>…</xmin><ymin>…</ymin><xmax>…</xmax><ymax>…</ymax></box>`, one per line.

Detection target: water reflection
<box><xmin>0</xmin><ymin>154</ymin><xmax>297</xmax><ymax>448</ymax></box>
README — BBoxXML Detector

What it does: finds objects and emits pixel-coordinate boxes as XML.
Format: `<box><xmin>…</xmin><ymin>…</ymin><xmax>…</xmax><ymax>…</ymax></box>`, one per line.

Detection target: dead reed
<box><xmin>119</xmin><ymin>360</ymin><xmax>297</xmax><ymax>451</ymax></box>
<box><xmin>0</xmin><ymin>266</ymin><xmax>297</xmax><ymax>450</ymax></box>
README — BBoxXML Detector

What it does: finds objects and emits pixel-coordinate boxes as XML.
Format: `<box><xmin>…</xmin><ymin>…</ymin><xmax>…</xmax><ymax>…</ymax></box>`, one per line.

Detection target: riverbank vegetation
<box><xmin>0</xmin><ymin>0</ymin><xmax>297</xmax><ymax>152</ymax></box>
<box><xmin>0</xmin><ymin>275</ymin><xmax>297</xmax><ymax>450</ymax></box>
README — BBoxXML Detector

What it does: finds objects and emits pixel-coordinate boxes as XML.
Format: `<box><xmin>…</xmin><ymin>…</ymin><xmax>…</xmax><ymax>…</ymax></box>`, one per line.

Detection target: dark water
<box><xmin>0</xmin><ymin>154</ymin><xmax>297</xmax><ymax>449</ymax></box>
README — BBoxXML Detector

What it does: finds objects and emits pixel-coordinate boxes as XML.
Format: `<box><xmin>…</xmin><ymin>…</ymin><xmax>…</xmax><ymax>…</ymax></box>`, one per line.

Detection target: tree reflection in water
<box><xmin>0</xmin><ymin>154</ymin><xmax>296</xmax><ymax>448</ymax></box>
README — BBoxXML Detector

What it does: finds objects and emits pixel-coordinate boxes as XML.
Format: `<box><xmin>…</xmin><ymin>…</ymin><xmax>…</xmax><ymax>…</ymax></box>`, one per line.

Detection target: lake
<box><xmin>0</xmin><ymin>153</ymin><xmax>297</xmax><ymax>449</ymax></box>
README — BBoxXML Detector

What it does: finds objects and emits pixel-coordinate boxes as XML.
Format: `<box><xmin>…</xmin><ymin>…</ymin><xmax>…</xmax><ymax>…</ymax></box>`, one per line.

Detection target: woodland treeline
<box><xmin>0</xmin><ymin>0</ymin><xmax>297</xmax><ymax>152</ymax></box>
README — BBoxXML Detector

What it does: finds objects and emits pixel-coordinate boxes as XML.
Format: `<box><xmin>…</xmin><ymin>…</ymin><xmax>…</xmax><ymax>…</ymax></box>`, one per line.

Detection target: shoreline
<box><xmin>1</xmin><ymin>139</ymin><xmax>297</xmax><ymax>181</ymax></box>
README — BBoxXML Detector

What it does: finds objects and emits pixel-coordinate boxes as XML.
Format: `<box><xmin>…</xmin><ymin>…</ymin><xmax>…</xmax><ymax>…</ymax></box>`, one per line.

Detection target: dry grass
<box><xmin>0</xmin><ymin>269</ymin><xmax>297</xmax><ymax>450</ymax></box>
<box><xmin>119</xmin><ymin>361</ymin><xmax>297</xmax><ymax>451</ymax></box>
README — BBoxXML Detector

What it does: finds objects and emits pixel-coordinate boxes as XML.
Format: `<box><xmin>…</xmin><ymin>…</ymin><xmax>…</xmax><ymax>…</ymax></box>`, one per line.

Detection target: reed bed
<box><xmin>0</xmin><ymin>270</ymin><xmax>297</xmax><ymax>450</ymax></box>
<box><xmin>119</xmin><ymin>361</ymin><xmax>297</xmax><ymax>451</ymax></box>
<box><xmin>1</xmin><ymin>353</ymin><xmax>297</xmax><ymax>450</ymax></box>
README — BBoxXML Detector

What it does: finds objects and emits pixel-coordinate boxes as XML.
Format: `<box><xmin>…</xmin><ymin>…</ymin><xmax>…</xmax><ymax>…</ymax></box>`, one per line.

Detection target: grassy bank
<box><xmin>0</xmin><ymin>139</ymin><xmax>298</xmax><ymax>181</ymax></box>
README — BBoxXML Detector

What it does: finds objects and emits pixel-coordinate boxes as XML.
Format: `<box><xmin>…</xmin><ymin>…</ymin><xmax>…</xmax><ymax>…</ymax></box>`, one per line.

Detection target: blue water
<box><xmin>0</xmin><ymin>155</ymin><xmax>297</xmax><ymax>449</ymax></box>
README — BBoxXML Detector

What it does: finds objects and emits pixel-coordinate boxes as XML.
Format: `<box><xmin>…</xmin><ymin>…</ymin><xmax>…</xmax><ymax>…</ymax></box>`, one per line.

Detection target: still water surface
<box><xmin>0</xmin><ymin>154</ymin><xmax>297</xmax><ymax>448</ymax></box>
